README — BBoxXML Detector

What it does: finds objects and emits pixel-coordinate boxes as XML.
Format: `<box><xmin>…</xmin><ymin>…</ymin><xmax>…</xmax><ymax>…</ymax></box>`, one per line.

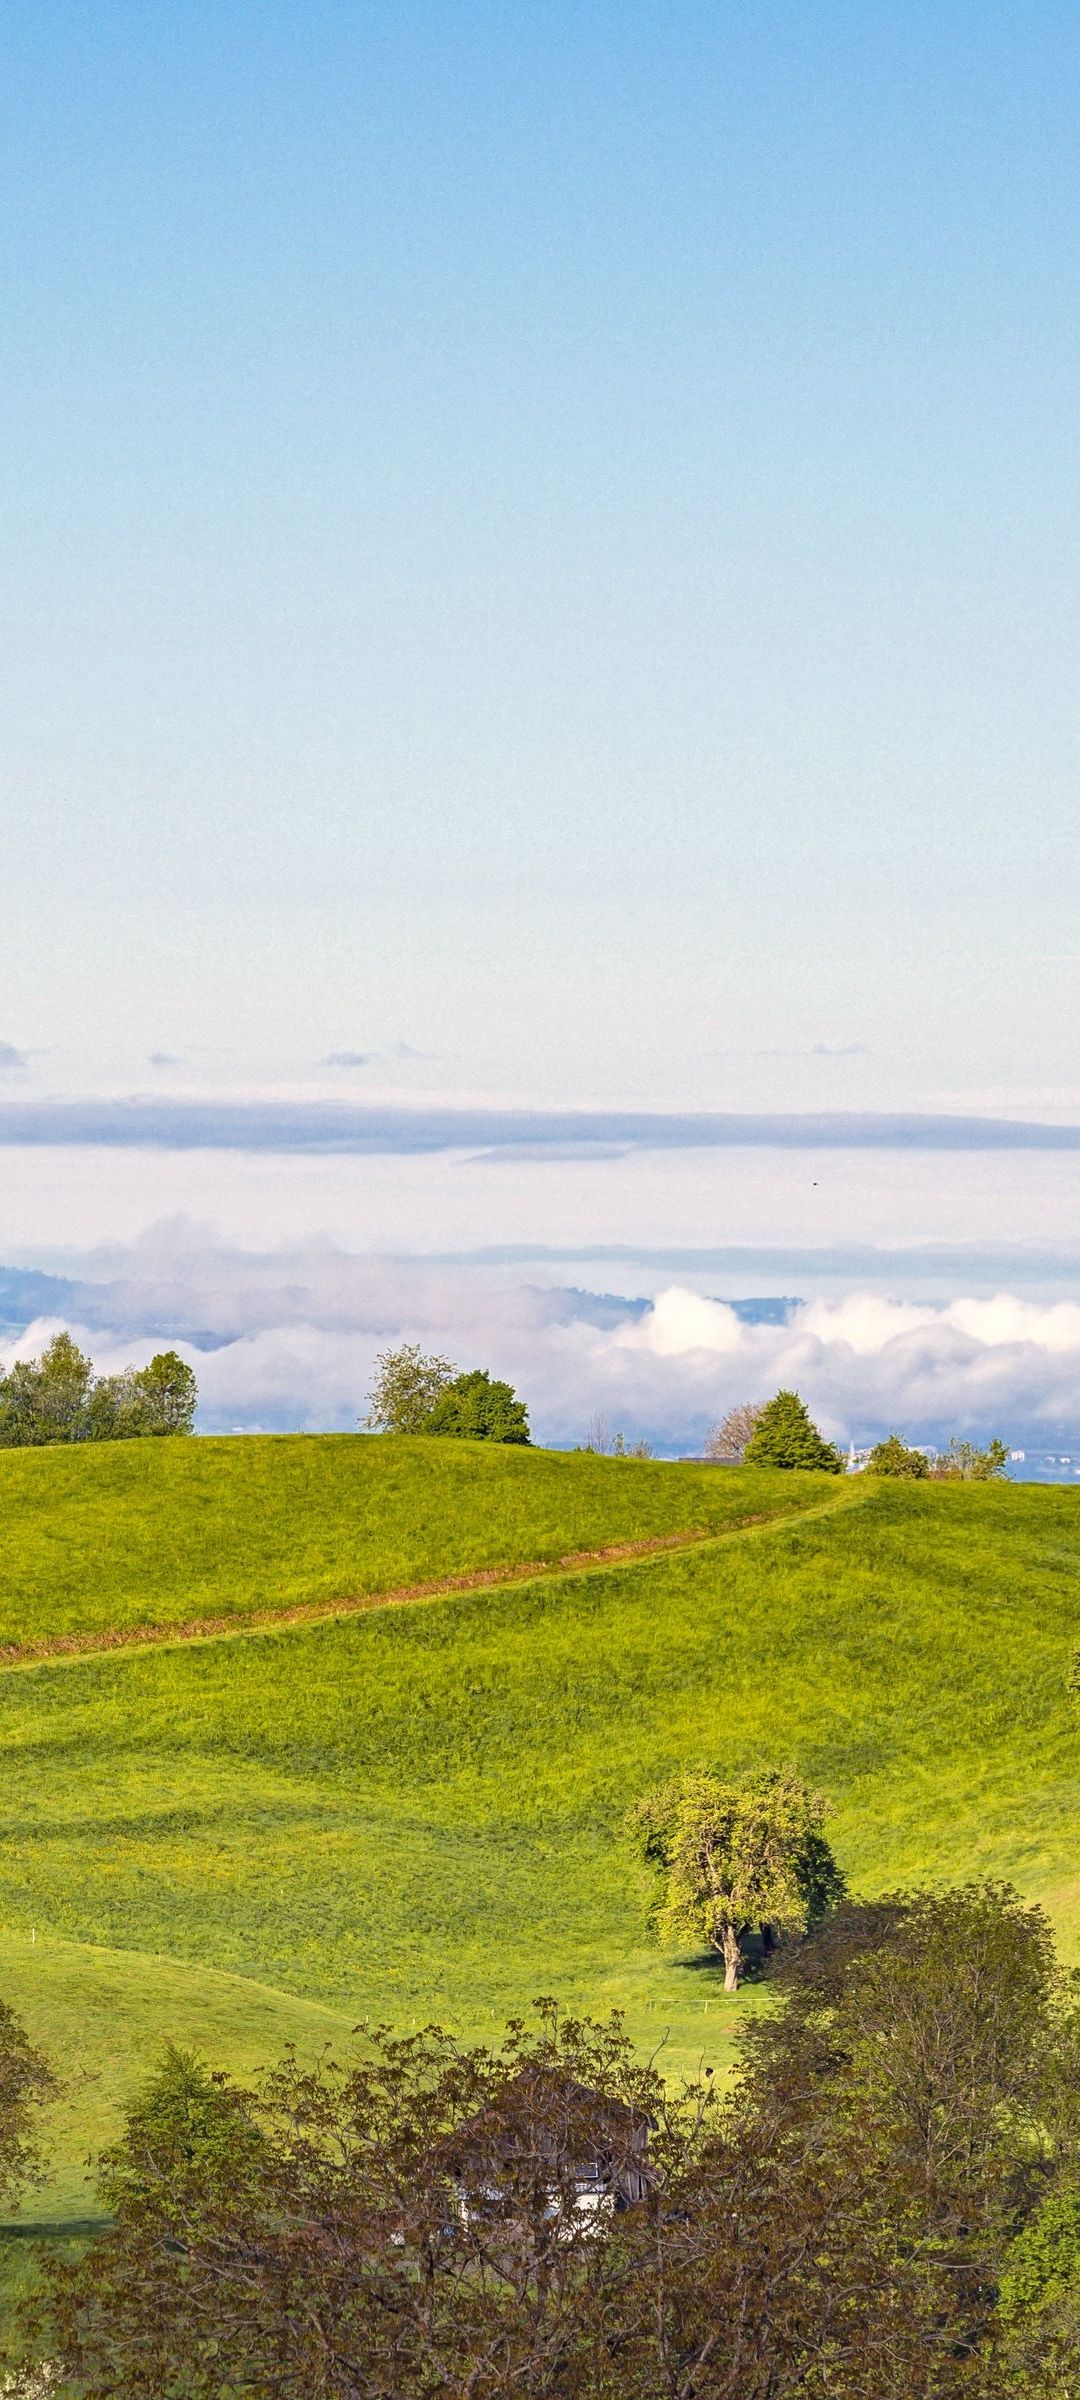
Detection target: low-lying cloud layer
<box><xmin>4</xmin><ymin>1227</ymin><xmax>1080</xmax><ymax>1456</ymax></box>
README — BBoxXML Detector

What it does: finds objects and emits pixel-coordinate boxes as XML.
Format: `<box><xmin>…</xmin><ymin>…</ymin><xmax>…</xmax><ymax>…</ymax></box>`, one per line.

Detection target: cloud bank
<box><xmin>4</xmin><ymin>1227</ymin><xmax>1080</xmax><ymax>1457</ymax></box>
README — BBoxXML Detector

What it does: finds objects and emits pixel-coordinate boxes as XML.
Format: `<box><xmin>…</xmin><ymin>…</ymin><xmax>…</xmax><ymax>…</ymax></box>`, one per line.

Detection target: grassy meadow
<box><xmin>0</xmin><ymin>1434</ymin><xmax>824</xmax><ymax>1645</ymax></box>
<box><xmin>0</xmin><ymin>1443</ymin><xmax>1075</xmax><ymax>2229</ymax></box>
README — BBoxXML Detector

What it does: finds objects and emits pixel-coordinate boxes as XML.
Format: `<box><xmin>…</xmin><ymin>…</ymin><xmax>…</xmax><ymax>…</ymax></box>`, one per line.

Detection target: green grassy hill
<box><xmin>0</xmin><ymin>1438</ymin><xmax>1076</xmax><ymax>2226</ymax></box>
<box><xmin>0</xmin><ymin>1433</ymin><xmax>821</xmax><ymax>1646</ymax></box>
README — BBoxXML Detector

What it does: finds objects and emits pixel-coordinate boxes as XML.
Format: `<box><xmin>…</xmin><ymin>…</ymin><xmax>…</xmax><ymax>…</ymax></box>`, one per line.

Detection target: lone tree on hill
<box><xmin>744</xmin><ymin>1390</ymin><xmax>844</xmax><ymax>1473</ymax></box>
<box><xmin>704</xmin><ymin>1401</ymin><xmax>763</xmax><ymax>1463</ymax></box>
<box><xmin>631</xmin><ymin>1765</ymin><xmax>845</xmax><ymax>1990</ymax></box>
<box><xmin>867</xmin><ymin>1433</ymin><xmax>929</xmax><ymax>1479</ymax></box>
<box><xmin>423</xmin><ymin>1368</ymin><xmax>531</xmax><ymax>1446</ymax></box>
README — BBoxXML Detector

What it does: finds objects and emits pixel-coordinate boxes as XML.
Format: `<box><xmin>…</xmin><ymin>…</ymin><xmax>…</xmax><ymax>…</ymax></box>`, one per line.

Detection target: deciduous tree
<box><xmin>423</xmin><ymin>1368</ymin><xmax>531</xmax><ymax>1445</ymax></box>
<box><xmin>36</xmin><ymin>1896</ymin><xmax>1068</xmax><ymax>2399</ymax></box>
<box><xmin>0</xmin><ymin>1337</ymin><xmax>198</xmax><ymax>1447</ymax></box>
<box><xmin>0</xmin><ymin>1996</ymin><xmax>55</xmax><ymax>2211</ymax></box>
<box><xmin>631</xmin><ymin>1765</ymin><xmax>844</xmax><ymax>1990</ymax></box>
<box><xmin>363</xmin><ymin>1342</ymin><xmax>456</xmax><ymax>1433</ymax></box>
<box><xmin>131</xmin><ymin>1350</ymin><xmax>198</xmax><ymax>1435</ymax></box>
<box><xmin>704</xmin><ymin>1401</ymin><xmax>763</xmax><ymax>1463</ymax></box>
<box><xmin>37</xmin><ymin>2008</ymin><xmax>665</xmax><ymax>2400</ymax></box>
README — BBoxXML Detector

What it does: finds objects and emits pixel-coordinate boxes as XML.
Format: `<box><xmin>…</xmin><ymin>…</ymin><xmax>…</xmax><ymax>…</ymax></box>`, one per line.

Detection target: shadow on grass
<box><xmin>673</xmin><ymin>1931</ymin><xmax>775</xmax><ymax>1983</ymax></box>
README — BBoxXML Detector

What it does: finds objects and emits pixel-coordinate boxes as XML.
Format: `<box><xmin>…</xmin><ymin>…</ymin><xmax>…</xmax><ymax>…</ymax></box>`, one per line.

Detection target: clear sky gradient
<box><xmin>4</xmin><ymin>1</ymin><xmax>1080</xmax><ymax>1114</ymax></box>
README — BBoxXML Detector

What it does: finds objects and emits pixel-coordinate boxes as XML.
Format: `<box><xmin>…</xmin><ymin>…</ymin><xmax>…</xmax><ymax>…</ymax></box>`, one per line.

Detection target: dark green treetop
<box><xmin>867</xmin><ymin>1433</ymin><xmax>929</xmax><ymax>1479</ymax></box>
<box><xmin>424</xmin><ymin>1369</ymin><xmax>531</xmax><ymax>1446</ymax></box>
<box><xmin>744</xmin><ymin>1389</ymin><xmax>844</xmax><ymax>1473</ymax></box>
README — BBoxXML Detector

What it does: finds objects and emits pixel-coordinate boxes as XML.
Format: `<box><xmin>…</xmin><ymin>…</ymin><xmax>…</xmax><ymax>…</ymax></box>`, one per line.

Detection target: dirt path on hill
<box><xmin>0</xmin><ymin>1486</ymin><xmax>860</xmax><ymax>1673</ymax></box>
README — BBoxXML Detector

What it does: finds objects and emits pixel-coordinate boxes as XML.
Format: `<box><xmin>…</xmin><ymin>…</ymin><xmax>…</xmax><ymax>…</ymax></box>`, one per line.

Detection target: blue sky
<box><xmin>3</xmin><ymin>5</ymin><xmax>1080</xmax><ymax>1449</ymax></box>
<box><xmin>3</xmin><ymin>0</ymin><xmax>1079</xmax><ymax>1112</ymax></box>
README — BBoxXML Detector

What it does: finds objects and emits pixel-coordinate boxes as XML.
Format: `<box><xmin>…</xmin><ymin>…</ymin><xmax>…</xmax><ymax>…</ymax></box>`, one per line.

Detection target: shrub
<box><xmin>929</xmin><ymin>1437</ymin><xmax>1009</xmax><ymax>1482</ymax></box>
<box><xmin>867</xmin><ymin>1433</ymin><xmax>930</xmax><ymax>1479</ymax></box>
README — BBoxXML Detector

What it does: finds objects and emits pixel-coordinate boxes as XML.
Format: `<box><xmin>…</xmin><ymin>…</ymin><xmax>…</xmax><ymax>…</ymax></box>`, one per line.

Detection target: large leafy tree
<box><xmin>36</xmin><ymin>2007</ymin><xmax>665</xmax><ymax>2400</ymax></box>
<box><xmin>632</xmin><ymin>1765</ymin><xmax>845</xmax><ymax>1989</ymax></box>
<box><xmin>744</xmin><ymin>1389</ymin><xmax>844</xmax><ymax>1473</ymax></box>
<box><xmin>364</xmin><ymin>1347</ymin><xmax>531</xmax><ymax>1444</ymax></box>
<box><xmin>363</xmin><ymin>1343</ymin><xmax>456</xmax><ymax>1433</ymax></box>
<box><xmin>0</xmin><ymin>1331</ymin><xmax>94</xmax><ymax>1446</ymax></box>
<box><xmin>424</xmin><ymin>1369</ymin><xmax>531</xmax><ymax>1445</ymax></box>
<box><xmin>739</xmin><ymin>1882</ymin><xmax>1077</xmax><ymax>2380</ymax></box>
<box><xmin>130</xmin><ymin>1350</ymin><xmax>198</xmax><ymax>1436</ymax></box>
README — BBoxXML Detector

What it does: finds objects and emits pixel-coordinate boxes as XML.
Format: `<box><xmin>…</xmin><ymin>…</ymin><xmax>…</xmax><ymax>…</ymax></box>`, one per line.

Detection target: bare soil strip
<box><xmin>0</xmin><ymin>1491</ymin><xmax>857</xmax><ymax>1674</ymax></box>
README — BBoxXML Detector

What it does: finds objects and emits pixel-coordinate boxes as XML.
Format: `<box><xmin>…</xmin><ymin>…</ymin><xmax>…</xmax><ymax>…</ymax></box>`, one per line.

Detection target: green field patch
<box><xmin>0</xmin><ymin>1435</ymin><xmax>827</xmax><ymax>1646</ymax></box>
<box><xmin>0</xmin><ymin>1928</ymin><xmax>359</xmax><ymax>2222</ymax></box>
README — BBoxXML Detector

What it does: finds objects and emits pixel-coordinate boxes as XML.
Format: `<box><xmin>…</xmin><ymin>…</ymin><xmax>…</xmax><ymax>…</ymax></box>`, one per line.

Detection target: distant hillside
<box><xmin>0</xmin><ymin>1266</ymin><xmax>75</xmax><ymax>1335</ymax></box>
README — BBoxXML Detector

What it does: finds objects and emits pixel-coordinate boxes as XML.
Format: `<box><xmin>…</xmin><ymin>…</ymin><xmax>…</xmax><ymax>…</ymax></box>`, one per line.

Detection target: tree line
<box><xmin>6</xmin><ymin>1874</ymin><xmax>1079</xmax><ymax>2395</ymax></box>
<box><xmin>0</xmin><ymin>1332</ymin><xmax>197</xmax><ymax>1446</ymax></box>
<box><xmin>707</xmin><ymin>1389</ymin><xmax>1009</xmax><ymax>1478</ymax></box>
<box><xmin>362</xmin><ymin>1359</ymin><xmax>1012</xmax><ymax>1473</ymax></box>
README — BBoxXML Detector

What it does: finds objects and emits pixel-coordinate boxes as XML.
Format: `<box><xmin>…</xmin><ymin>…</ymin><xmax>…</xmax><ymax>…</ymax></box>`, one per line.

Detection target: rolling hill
<box><xmin>0</xmin><ymin>1436</ymin><xmax>1075</xmax><ymax>2233</ymax></box>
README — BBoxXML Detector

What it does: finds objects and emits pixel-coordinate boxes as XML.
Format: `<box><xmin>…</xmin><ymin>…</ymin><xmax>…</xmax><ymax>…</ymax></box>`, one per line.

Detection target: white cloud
<box><xmin>614</xmin><ymin>1289</ymin><xmax>747</xmax><ymax>1358</ymax></box>
<box><xmin>943</xmin><ymin>1295</ymin><xmax>1080</xmax><ymax>1352</ymax></box>
<box><xmin>6</xmin><ymin>1190</ymin><xmax>1080</xmax><ymax>1451</ymax></box>
<box><xmin>793</xmin><ymin>1295</ymin><xmax>937</xmax><ymax>1353</ymax></box>
<box><xmin>9</xmin><ymin>1261</ymin><xmax>1080</xmax><ymax>1452</ymax></box>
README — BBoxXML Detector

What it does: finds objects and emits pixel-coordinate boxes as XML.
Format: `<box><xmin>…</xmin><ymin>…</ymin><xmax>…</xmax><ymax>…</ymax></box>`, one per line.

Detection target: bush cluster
<box><xmin>364</xmin><ymin>1343</ymin><xmax>530</xmax><ymax>1443</ymax></box>
<box><xmin>23</xmin><ymin>1883</ymin><xmax>1080</xmax><ymax>2397</ymax></box>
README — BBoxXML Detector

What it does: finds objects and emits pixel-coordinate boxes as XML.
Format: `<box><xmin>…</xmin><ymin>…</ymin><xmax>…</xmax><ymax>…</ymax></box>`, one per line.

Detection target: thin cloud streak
<box><xmin>1</xmin><ymin>1100</ymin><xmax>1080</xmax><ymax>1154</ymax></box>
